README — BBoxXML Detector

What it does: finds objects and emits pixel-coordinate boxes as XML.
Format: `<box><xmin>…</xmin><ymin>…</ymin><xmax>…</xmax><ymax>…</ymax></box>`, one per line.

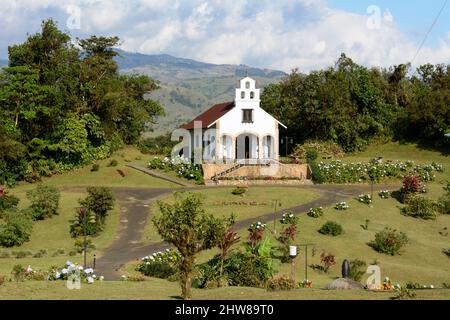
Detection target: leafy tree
<box><xmin>79</xmin><ymin>187</ymin><xmax>115</xmax><ymax>224</ymax></box>
<box><xmin>153</xmin><ymin>192</ymin><xmax>230</xmax><ymax>300</ymax></box>
<box><xmin>0</xmin><ymin>209</ymin><xmax>33</xmax><ymax>247</ymax></box>
<box><xmin>26</xmin><ymin>184</ymin><xmax>60</xmax><ymax>220</ymax></box>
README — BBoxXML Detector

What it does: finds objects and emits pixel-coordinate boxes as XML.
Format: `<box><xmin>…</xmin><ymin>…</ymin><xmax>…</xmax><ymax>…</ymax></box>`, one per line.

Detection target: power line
<box><xmin>411</xmin><ymin>0</ymin><xmax>448</xmax><ymax>64</ymax></box>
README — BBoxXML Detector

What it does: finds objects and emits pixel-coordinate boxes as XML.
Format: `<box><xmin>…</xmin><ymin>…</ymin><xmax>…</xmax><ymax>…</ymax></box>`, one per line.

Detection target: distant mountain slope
<box><xmin>0</xmin><ymin>59</ymin><xmax>8</xmax><ymax>67</ymax></box>
<box><xmin>115</xmin><ymin>50</ymin><xmax>286</xmax><ymax>136</ymax></box>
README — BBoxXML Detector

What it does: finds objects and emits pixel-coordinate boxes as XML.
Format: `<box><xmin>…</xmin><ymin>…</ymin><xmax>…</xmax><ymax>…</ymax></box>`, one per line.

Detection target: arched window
<box><xmin>250</xmin><ymin>91</ymin><xmax>255</xmax><ymax>99</ymax></box>
<box><xmin>241</xmin><ymin>91</ymin><xmax>245</xmax><ymax>99</ymax></box>
<box><xmin>245</xmin><ymin>81</ymin><xmax>250</xmax><ymax>89</ymax></box>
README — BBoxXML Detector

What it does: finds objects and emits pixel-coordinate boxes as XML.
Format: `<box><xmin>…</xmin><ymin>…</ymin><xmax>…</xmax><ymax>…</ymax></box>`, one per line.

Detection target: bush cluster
<box><xmin>266</xmin><ymin>275</ymin><xmax>296</xmax><ymax>291</ymax></box>
<box><xmin>318</xmin><ymin>221</ymin><xmax>343</xmax><ymax>236</ymax></box>
<box><xmin>315</xmin><ymin>160</ymin><xmax>441</xmax><ymax>184</ymax></box>
<box><xmin>307</xmin><ymin>207</ymin><xmax>324</xmax><ymax>218</ymax></box>
<box><xmin>148</xmin><ymin>156</ymin><xmax>203</xmax><ymax>183</ymax></box>
<box><xmin>136</xmin><ymin>249</ymin><xmax>181</xmax><ymax>281</ymax></box>
<box><xmin>370</xmin><ymin>228</ymin><xmax>408</xmax><ymax>255</ymax></box>
<box><xmin>401</xmin><ymin>196</ymin><xmax>438</xmax><ymax>220</ymax></box>
<box><xmin>26</xmin><ymin>184</ymin><xmax>60</xmax><ymax>220</ymax></box>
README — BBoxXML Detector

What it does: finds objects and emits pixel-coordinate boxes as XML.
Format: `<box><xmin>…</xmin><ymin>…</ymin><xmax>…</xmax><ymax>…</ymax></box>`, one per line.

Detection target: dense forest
<box><xmin>0</xmin><ymin>20</ymin><xmax>164</xmax><ymax>186</ymax></box>
<box><xmin>261</xmin><ymin>54</ymin><xmax>450</xmax><ymax>152</ymax></box>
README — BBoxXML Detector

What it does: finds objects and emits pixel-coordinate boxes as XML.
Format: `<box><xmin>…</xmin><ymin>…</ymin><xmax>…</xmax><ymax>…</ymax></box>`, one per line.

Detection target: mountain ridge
<box><xmin>115</xmin><ymin>50</ymin><xmax>286</xmax><ymax>135</ymax></box>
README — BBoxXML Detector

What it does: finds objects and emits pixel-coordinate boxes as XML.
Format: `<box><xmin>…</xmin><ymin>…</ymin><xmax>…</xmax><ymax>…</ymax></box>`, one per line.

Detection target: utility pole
<box><xmin>272</xmin><ymin>199</ymin><xmax>281</xmax><ymax>235</ymax></box>
<box><xmin>298</xmin><ymin>243</ymin><xmax>315</xmax><ymax>283</ymax></box>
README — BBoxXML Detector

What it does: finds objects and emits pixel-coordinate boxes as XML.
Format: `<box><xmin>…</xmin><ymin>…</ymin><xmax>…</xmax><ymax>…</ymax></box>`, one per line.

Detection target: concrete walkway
<box><xmin>94</xmin><ymin>182</ymin><xmax>400</xmax><ymax>280</ymax></box>
<box><xmin>126</xmin><ymin>163</ymin><xmax>191</xmax><ymax>187</ymax></box>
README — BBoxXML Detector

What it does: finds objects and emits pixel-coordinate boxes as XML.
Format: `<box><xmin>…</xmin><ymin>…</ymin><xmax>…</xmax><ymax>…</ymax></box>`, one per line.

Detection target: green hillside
<box><xmin>116</xmin><ymin>51</ymin><xmax>286</xmax><ymax>136</ymax></box>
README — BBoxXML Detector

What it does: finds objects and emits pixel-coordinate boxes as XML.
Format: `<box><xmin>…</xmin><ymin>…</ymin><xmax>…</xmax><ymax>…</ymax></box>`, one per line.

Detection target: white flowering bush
<box><xmin>307</xmin><ymin>207</ymin><xmax>324</xmax><ymax>218</ymax></box>
<box><xmin>248</xmin><ymin>221</ymin><xmax>267</xmax><ymax>232</ymax></box>
<box><xmin>47</xmin><ymin>261</ymin><xmax>102</xmax><ymax>284</ymax></box>
<box><xmin>379</xmin><ymin>190</ymin><xmax>390</xmax><ymax>199</ymax></box>
<box><xmin>335</xmin><ymin>202</ymin><xmax>349</xmax><ymax>210</ymax></box>
<box><xmin>358</xmin><ymin>194</ymin><xmax>372</xmax><ymax>205</ymax></box>
<box><xmin>136</xmin><ymin>249</ymin><xmax>181</xmax><ymax>280</ymax></box>
<box><xmin>280</xmin><ymin>212</ymin><xmax>297</xmax><ymax>225</ymax></box>
<box><xmin>315</xmin><ymin>160</ymin><xmax>442</xmax><ymax>184</ymax></box>
<box><xmin>148</xmin><ymin>156</ymin><xmax>203</xmax><ymax>183</ymax></box>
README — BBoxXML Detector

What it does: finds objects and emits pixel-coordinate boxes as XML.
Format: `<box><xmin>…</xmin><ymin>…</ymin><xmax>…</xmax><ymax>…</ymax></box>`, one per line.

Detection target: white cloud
<box><xmin>0</xmin><ymin>0</ymin><xmax>449</xmax><ymax>72</ymax></box>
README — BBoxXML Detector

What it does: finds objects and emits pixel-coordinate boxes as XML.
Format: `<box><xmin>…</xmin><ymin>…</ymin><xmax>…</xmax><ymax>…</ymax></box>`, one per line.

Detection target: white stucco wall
<box><xmin>211</xmin><ymin>77</ymin><xmax>281</xmax><ymax>160</ymax></box>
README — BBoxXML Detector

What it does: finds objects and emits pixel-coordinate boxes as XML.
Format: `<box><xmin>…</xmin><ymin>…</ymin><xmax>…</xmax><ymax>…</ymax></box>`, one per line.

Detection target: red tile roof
<box><xmin>181</xmin><ymin>101</ymin><xmax>235</xmax><ymax>130</ymax></box>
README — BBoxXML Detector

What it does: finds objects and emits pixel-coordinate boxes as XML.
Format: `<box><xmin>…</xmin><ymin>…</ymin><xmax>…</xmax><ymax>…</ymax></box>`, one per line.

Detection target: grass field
<box><xmin>141</xmin><ymin>187</ymin><xmax>321</xmax><ymax>244</ymax></box>
<box><xmin>1</xmin><ymin>279</ymin><xmax>449</xmax><ymax>300</ymax></box>
<box><xmin>11</xmin><ymin>146</ymin><xmax>178</xmax><ymax>193</ymax></box>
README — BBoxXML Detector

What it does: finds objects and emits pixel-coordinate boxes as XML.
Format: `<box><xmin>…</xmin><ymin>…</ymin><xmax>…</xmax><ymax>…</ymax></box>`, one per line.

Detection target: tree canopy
<box><xmin>0</xmin><ymin>19</ymin><xmax>164</xmax><ymax>186</ymax></box>
<box><xmin>261</xmin><ymin>53</ymin><xmax>449</xmax><ymax>152</ymax></box>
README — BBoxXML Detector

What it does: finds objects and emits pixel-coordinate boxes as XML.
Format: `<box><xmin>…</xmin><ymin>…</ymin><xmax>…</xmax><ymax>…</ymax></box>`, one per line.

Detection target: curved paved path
<box><xmin>95</xmin><ymin>183</ymin><xmax>400</xmax><ymax>280</ymax></box>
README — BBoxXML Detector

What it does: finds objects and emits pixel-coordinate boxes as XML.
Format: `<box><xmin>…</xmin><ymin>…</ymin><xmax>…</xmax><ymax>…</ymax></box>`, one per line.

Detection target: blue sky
<box><xmin>328</xmin><ymin>0</ymin><xmax>450</xmax><ymax>47</ymax></box>
<box><xmin>0</xmin><ymin>0</ymin><xmax>449</xmax><ymax>72</ymax></box>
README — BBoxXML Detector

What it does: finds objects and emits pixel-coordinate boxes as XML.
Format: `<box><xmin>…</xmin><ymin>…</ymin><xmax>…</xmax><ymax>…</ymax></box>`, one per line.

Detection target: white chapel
<box><xmin>181</xmin><ymin>77</ymin><xmax>286</xmax><ymax>161</ymax></box>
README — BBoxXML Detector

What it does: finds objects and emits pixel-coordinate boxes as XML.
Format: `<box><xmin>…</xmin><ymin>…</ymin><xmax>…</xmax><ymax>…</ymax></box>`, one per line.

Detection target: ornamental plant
<box><xmin>277</xmin><ymin>212</ymin><xmax>298</xmax><ymax>262</ymax></box>
<box><xmin>307</xmin><ymin>207</ymin><xmax>324</xmax><ymax>218</ymax></box>
<box><xmin>315</xmin><ymin>160</ymin><xmax>442</xmax><ymax>184</ymax></box>
<box><xmin>267</xmin><ymin>274</ymin><xmax>296</xmax><ymax>291</ymax></box>
<box><xmin>379</xmin><ymin>190</ymin><xmax>390</xmax><ymax>199</ymax></box>
<box><xmin>402</xmin><ymin>175</ymin><xmax>421</xmax><ymax>194</ymax></box>
<box><xmin>47</xmin><ymin>260</ymin><xmax>101</xmax><ymax>284</ymax></box>
<box><xmin>370</xmin><ymin>228</ymin><xmax>408</xmax><ymax>255</ymax></box>
<box><xmin>148</xmin><ymin>156</ymin><xmax>203</xmax><ymax>183</ymax></box>
<box><xmin>358</xmin><ymin>194</ymin><xmax>372</xmax><ymax>205</ymax></box>
<box><xmin>335</xmin><ymin>201</ymin><xmax>349</xmax><ymax>210</ymax></box>
<box><xmin>152</xmin><ymin>192</ymin><xmax>232</xmax><ymax>300</ymax></box>
<box><xmin>319</xmin><ymin>221</ymin><xmax>343</xmax><ymax>236</ymax></box>
<box><xmin>320</xmin><ymin>252</ymin><xmax>336</xmax><ymax>273</ymax></box>
<box><xmin>401</xmin><ymin>196</ymin><xmax>438</xmax><ymax>220</ymax></box>
<box><xmin>248</xmin><ymin>221</ymin><xmax>267</xmax><ymax>250</ymax></box>
<box><xmin>280</xmin><ymin>212</ymin><xmax>298</xmax><ymax>225</ymax></box>
<box><xmin>136</xmin><ymin>249</ymin><xmax>181</xmax><ymax>280</ymax></box>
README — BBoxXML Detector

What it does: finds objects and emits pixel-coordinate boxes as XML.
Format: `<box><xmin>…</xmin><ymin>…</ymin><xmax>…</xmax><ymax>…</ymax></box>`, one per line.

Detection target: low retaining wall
<box><xmin>205</xmin><ymin>179</ymin><xmax>314</xmax><ymax>186</ymax></box>
<box><xmin>202</xmin><ymin>162</ymin><xmax>310</xmax><ymax>180</ymax></box>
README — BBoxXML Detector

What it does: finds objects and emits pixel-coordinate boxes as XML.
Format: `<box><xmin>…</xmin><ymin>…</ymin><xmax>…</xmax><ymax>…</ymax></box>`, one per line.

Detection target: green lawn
<box><xmin>0</xmin><ymin>280</ymin><xmax>449</xmax><ymax>300</ymax></box>
<box><xmin>0</xmin><ymin>190</ymin><xmax>120</xmax><ymax>275</ymax></box>
<box><xmin>11</xmin><ymin>146</ymin><xmax>178</xmax><ymax>193</ymax></box>
<box><xmin>141</xmin><ymin>187</ymin><xmax>321</xmax><ymax>244</ymax></box>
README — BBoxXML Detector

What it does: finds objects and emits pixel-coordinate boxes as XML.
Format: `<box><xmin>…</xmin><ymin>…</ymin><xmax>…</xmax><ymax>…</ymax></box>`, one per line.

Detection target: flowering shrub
<box><xmin>148</xmin><ymin>156</ymin><xmax>203</xmax><ymax>183</ymax></box>
<box><xmin>358</xmin><ymin>194</ymin><xmax>372</xmax><ymax>205</ymax></box>
<box><xmin>47</xmin><ymin>261</ymin><xmax>101</xmax><ymax>284</ymax></box>
<box><xmin>248</xmin><ymin>221</ymin><xmax>267</xmax><ymax>249</ymax></box>
<box><xmin>248</xmin><ymin>221</ymin><xmax>267</xmax><ymax>232</ymax></box>
<box><xmin>267</xmin><ymin>275</ymin><xmax>296</xmax><ymax>291</ymax></box>
<box><xmin>307</xmin><ymin>207</ymin><xmax>324</xmax><ymax>218</ymax></box>
<box><xmin>370</xmin><ymin>228</ymin><xmax>408</xmax><ymax>255</ymax></box>
<box><xmin>280</xmin><ymin>212</ymin><xmax>297</xmax><ymax>225</ymax></box>
<box><xmin>315</xmin><ymin>160</ymin><xmax>442</xmax><ymax>183</ymax></box>
<box><xmin>402</xmin><ymin>175</ymin><xmax>421</xmax><ymax>194</ymax></box>
<box><xmin>299</xmin><ymin>279</ymin><xmax>313</xmax><ymax>288</ymax></box>
<box><xmin>335</xmin><ymin>202</ymin><xmax>349</xmax><ymax>210</ymax></box>
<box><xmin>136</xmin><ymin>249</ymin><xmax>181</xmax><ymax>280</ymax></box>
<box><xmin>378</xmin><ymin>190</ymin><xmax>390</xmax><ymax>199</ymax></box>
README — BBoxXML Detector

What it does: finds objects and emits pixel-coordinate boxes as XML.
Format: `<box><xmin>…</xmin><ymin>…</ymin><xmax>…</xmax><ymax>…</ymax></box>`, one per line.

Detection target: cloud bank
<box><xmin>1</xmin><ymin>0</ymin><xmax>449</xmax><ymax>72</ymax></box>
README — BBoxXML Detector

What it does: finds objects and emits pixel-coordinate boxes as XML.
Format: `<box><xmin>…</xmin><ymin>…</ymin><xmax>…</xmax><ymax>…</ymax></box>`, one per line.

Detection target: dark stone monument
<box><xmin>342</xmin><ymin>259</ymin><xmax>350</xmax><ymax>278</ymax></box>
